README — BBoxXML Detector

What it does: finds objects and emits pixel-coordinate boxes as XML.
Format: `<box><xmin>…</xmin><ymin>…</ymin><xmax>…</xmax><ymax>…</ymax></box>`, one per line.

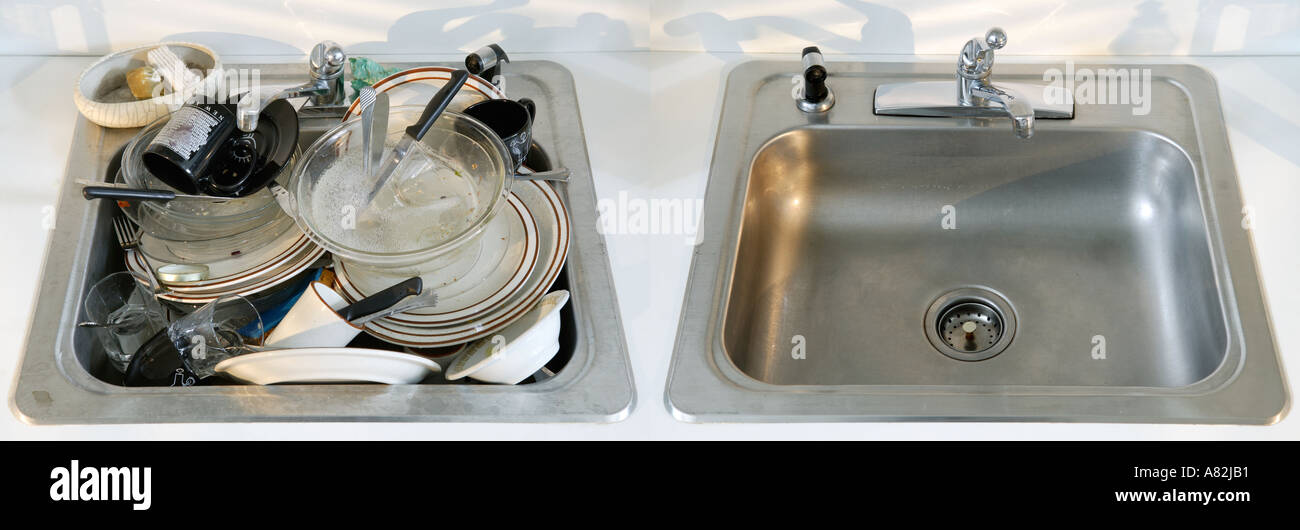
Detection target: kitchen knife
<box><xmin>361</xmin><ymin>70</ymin><xmax>468</xmax><ymax>207</ymax></box>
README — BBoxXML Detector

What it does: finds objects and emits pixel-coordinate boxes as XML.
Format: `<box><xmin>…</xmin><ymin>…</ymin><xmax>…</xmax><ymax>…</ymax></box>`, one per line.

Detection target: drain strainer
<box><xmin>924</xmin><ymin>288</ymin><xmax>1016</xmax><ymax>361</ymax></box>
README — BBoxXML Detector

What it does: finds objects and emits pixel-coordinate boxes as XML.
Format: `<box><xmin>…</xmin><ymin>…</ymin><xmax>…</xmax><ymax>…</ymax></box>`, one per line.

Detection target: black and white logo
<box><xmin>49</xmin><ymin>460</ymin><xmax>151</xmax><ymax>510</ymax></box>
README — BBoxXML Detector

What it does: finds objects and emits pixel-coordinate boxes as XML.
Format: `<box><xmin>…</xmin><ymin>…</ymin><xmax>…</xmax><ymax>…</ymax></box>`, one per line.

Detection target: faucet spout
<box><xmin>969</xmin><ymin>82</ymin><xmax>1035</xmax><ymax>139</ymax></box>
<box><xmin>237</xmin><ymin>80</ymin><xmax>330</xmax><ymax>131</ymax></box>
<box><xmin>236</xmin><ymin>40</ymin><xmax>347</xmax><ymax>132</ymax></box>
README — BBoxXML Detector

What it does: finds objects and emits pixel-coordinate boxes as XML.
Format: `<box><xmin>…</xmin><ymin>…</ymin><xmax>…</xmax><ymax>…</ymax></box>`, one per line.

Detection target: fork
<box><xmin>358</xmin><ymin>86</ymin><xmax>377</xmax><ymax>177</ymax></box>
<box><xmin>112</xmin><ymin>214</ymin><xmax>140</xmax><ymax>250</ymax></box>
<box><xmin>112</xmin><ymin>214</ymin><xmax>163</xmax><ymax>291</ymax></box>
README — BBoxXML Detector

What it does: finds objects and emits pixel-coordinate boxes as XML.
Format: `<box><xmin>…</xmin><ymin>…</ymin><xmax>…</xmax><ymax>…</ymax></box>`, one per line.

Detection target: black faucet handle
<box><xmin>798</xmin><ymin>46</ymin><xmax>833</xmax><ymax>112</ymax></box>
<box><xmin>801</xmin><ymin>47</ymin><xmax>829</xmax><ymax>103</ymax></box>
<box><xmin>466</xmin><ymin>44</ymin><xmax>509</xmax><ymax>88</ymax></box>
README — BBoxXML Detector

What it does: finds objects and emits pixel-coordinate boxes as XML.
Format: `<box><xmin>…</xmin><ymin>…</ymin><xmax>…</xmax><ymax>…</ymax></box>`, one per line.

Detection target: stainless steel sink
<box><xmin>11</xmin><ymin>60</ymin><xmax>635</xmax><ymax>423</ymax></box>
<box><xmin>666</xmin><ymin>61</ymin><xmax>1289</xmax><ymax>423</ymax></box>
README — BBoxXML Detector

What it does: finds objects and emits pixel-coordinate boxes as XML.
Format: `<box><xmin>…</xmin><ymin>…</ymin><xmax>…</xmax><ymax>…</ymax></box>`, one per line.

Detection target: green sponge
<box><xmin>348</xmin><ymin>57</ymin><xmax>402</xmax><ymax>101</ymax></box>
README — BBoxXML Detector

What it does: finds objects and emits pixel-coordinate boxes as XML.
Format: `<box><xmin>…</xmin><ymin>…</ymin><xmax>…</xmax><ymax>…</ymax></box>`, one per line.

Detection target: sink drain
<box><xmin>924</xmin><ymin>288</ymin><xmax>1016</xmax><ymax>361</ymax></box>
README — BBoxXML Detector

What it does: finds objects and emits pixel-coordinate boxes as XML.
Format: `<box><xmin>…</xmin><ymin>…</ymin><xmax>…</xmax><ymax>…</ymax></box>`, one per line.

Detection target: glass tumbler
<box><xmin>168</xmin><ymin>295</ymin><xmax>264</xmax><ymax>379</ymax></box>
<box><xmin>82</xmin><ymin>271</ymin><xmax>168</xmax><ymax>372</ymax></box>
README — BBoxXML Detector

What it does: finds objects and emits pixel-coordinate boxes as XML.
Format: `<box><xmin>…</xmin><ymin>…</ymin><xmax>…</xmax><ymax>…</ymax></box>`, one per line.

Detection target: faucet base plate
<box><xmin>875</xmin><ymin>81</ymin><xmax>1074</xmax><ymax>119</ymax></box>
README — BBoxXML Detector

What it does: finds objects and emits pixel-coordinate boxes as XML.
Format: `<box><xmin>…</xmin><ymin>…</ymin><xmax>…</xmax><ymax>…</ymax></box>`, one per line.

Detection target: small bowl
<box><xmin>445</xmin><ymin>290</ymin><xmax>569</xmax><ymax>384</ymax></box>
<box><xmin>73</xmin><ymin>42</ymin><xmax>222</xmax><ymax>128</ymax></box>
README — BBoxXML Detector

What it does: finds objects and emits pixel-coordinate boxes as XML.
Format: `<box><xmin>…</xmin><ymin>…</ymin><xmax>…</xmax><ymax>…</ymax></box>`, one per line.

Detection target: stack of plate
<box><xmin>126</xmin><ymin>227</ymin><xmax>326</xmax><ymax>304</ymax></box>
<box><xmin>118</xmin><ymin>109</ymin><xmax>321</xmax><ymax>305</ymax></box>
<box><xmin>333</xmin><ymin>180</ymin><xmax>570</xmax><ymax>348</ymax></box>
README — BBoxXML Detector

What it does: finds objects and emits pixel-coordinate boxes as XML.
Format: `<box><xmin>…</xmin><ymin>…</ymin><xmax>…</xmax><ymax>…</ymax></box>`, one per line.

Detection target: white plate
<box><xmin>341</xmin><ymin>66</ymin><xmax>504</xmax><ymax>120</ymax></box>
<box><xmin>356</xmin><ymin>180</ymin><xmax>570</xmax><ymax>348</ymax></box>
<box><xmin>214</xmin><ymin>347</ymin><xmax>441</xmax><ymax>385</ymax></box>
<box><xmin>334</xmin><ymin>192</ymin><xmax>538</xmax><ymax>326</ymax></box>
<box><xmin>142</xmin><ymin>230</ymin><xmax>312</xmax><ymax>291</ymax></box>
<box><xmin>128</xmin><ymin>238</ymin><xmax>325</xmax><ymax>304</ymax></box>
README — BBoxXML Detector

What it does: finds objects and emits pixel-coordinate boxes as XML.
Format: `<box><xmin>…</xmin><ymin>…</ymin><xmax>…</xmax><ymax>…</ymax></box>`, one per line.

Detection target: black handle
<box><xmin>336</xmin><ymin>277</ymin><xmax>423</xmax><ymax>322</ymax></box>
<box><xmin>465</xmin><ymin>44</ymin><xmax>508</xmax><ymax>76</ymax></box>
<box><xmin>405</xmin><ymin>70</ymin><xmax>469</xmax><ymax>141</ymax></box>
<box><xmin>83</xmin><ymin>186</ymin><xmax>178</xmax><ymax>202</ymax></box>
<box><xmin>801</xmin><ymin>46</ymin><xmax>828</xmax><ymax>103</ymax></box>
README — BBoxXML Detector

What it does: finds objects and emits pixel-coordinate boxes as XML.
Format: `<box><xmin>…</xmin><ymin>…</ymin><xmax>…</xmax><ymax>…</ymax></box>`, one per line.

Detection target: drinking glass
<box><xmin>167</xmin><ymin>295</ymin><xmax>264</xmax><ymax>378</ymax></box>
<box><xmin>82</xmin><ymin>271</ymin><xmax>168</xmax><ymax>372</ymax></box>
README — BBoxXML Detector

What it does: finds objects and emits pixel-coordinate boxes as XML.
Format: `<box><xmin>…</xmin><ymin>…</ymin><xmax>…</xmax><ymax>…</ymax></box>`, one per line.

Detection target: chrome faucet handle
<box><xmin>309</xmin><ymin>41</ymin><xmax>346</xmax><ymax>81</ymax></box>
<box><xmin>958</xmin><ymin>27</ymin><xmax>1007</xmax><ymax>81</ymax></box>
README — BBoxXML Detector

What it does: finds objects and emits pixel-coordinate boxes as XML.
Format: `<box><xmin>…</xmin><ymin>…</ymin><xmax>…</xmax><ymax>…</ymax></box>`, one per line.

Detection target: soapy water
<box><xmin>311</xmin><ymin>138</ymin><xmax>480</xmax><ymax>254</ymax></box>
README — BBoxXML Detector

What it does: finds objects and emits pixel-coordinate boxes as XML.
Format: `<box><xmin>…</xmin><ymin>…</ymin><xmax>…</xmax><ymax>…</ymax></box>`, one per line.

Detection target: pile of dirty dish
<box><xmin>76</xmin><ymin>42</ymin><xmax>571</xmax><ymax>387</ymax></box>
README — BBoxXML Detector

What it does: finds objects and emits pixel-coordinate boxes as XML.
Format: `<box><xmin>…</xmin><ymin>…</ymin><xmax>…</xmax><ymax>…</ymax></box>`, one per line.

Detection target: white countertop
<box><xmin>1</xmin><ymin>52</ymin><xmax>1296</xmax><ymax>439</ymax></box>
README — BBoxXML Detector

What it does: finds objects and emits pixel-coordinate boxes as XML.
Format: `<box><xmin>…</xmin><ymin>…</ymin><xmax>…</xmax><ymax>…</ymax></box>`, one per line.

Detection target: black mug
<box><xmin>142</xmin><ymin>102</ymin><xmax>246</xmax><ymax>195</ymax></box>
<box><xmin>123</xmin><ymin>329</ymin><xmax>208</xmax><ymax>387</ymax></box>
<box><xmin>464</xmin><ymin>97</ymin><xmax>535</xmax><ymax>172</ymax></box>
<box><xmin>141</xmin><ymin>99</ymin><xmax>297</xmax><ymax>198</ymax></box>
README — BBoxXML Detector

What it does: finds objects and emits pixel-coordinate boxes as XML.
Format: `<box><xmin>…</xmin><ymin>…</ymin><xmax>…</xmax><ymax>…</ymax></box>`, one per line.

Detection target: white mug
<box><xmin>265</xmin><ymin>282</ymin><xmax>363</xmax><ymax>348</ymax></box>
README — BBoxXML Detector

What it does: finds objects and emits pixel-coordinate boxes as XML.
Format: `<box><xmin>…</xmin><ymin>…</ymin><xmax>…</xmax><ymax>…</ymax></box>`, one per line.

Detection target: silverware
<box><xmin>359</xmin><ymin>86</ymin><xmax>377</xmax><ymax>177</ymax></box>
<box><xmin>267</xmin><ymin>179</ymin><xmax>295</xmax><ymax>218</ymax></box>
<box><xmin>371</xmin><ymin>91</ymin><xmax>389</xmax><ymax>174</ymax></box>
<box><xmin>514</xmin><ymin>168</ymin><xmax>570</xmax><ymax>182</ymax></box>
<box><xmin>362</xmin><ymin>70</ymin><xmax>469</xmax><ymax>207</ymax></box>
<box><xmin>338</xmin><ymin>277</ymin><xmax>422</xmax><ymax>322</ymax></box>
<box><xmin>83</xmin><ymin>184</ymin><xmax>224</xmax><ymax>203</ymax></box>
<box><xmin>112</xmin><ymin>214</ymin><xmax>140</xmax><ymax>250</ymax></box>
<box><xmin>349</xmin><ymin>289</ymin><xmax>440</xmax><ymax>326</ymax></box>
<box><xmin>111</xmin><ymin>215</ymin><xmax>163</xmax><ymax>292</ymax></box>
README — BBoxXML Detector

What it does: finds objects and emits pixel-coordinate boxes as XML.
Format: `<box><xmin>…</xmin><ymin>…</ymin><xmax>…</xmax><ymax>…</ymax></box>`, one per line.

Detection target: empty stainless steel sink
<box><xmin>666</xmin><ymin>61</ymin><xmax>1288</xmax><ymax>423</ymax></box>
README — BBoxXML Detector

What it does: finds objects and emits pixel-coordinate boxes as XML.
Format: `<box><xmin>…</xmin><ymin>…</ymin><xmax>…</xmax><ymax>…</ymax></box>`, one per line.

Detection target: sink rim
<box><xmin>666</xmin><ymin>60</ymin><xmax>1289</xmax><ymax>424</ymax></box>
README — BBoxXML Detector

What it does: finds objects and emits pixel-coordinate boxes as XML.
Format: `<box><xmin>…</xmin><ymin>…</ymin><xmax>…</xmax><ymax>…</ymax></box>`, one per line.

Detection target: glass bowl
<box><xmin>291</xmin><ymin>106</ymin><xmax>512</xmax><ymax>268</ymax></box>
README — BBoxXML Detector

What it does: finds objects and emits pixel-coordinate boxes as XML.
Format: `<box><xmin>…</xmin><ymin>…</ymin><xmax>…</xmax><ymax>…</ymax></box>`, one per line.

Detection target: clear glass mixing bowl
<box><xmin>291</xmin><ymin>106</ymin><xmax>512</xmax><ymax>268</ymax></box>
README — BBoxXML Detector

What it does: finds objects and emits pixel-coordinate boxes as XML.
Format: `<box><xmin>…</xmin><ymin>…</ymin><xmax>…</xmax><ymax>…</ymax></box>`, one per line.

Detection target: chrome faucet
<box><xmin>236</xmin><ymin>41</ymin><xmax>347</xmax><ymax>132</ymax></box>
<box><xmin>874</xmin><ymin>27</ymin><xmax>1072</xmax><ymax>138</ymax></box>
<box><xmin>957</xmin><ymin>28</ymin><xmax>1034</xmax><ymax>138</ymax></box>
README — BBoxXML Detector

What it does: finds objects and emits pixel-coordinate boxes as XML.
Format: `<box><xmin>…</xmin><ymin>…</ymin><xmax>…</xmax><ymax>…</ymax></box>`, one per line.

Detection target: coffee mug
<box><xmin>142</xmin><ymin>101</ymin><xmax>244</xmax><ymax>194</ymax></box>
<box><xmin>264</xmin><ymin>282</ymin><xmax>364</xmax><ymax>349</ymax></box>
<box><xmin>141</xmin><ymin>99</ymin><xmax>295</xmax><ymax>197</ymax></box>
<box><xmin>464</xmin><ymin>98</ymin><xmax>535</xmax><ymax>172</ymax></box>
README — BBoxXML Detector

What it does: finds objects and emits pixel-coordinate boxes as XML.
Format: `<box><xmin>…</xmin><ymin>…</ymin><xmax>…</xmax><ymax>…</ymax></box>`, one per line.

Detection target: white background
<box><xmin>4</xmin><ymin>1</ymin><xmax>1297</xmax><ymax>56</ymax></box>
<box><xmin>0</xmin><ymin>1</ymin><xmax>1298</xmax><ymax>439</ymax></box>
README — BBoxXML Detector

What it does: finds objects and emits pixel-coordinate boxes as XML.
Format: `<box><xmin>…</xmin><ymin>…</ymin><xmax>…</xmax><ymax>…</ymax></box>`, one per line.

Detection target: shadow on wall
<box><xmin>0</xmin><ymin>0</ymin><xmax>111</xmax><ymax>91</ymax></box>
<box><xmin>1109</xmin><ymin>0</ymin><xmax>1180</xmax><ymax>54</ymax></box>
<box><xmin>159</xmin><ymin>32</ymin><xmax>303</xmax><ymax>56</ymax></box>
<box><xmin>1109</xmin><ymin>0</ymin><xmax>1298</xmax><ymax>55</ymax></box>
<box><xmin>1186</xmin><ymin>0</ymin><xmax>1300</xmax><ymax>54</ymax></box>
<box><xmin>661</xmin><ymin>0</ymin><xmax>914</xmax><ymax>56</ymax></box>
<box><xmin>0</xmin><ymin>0</ymin><xmax>643</xmax><ymax>59</ymax></box>
<box><xmin>1180</xmin><ymin>0</ymin><xmax>1300</xmax><ymax>168</ymax></box>
<box><xmin>349</xmin><ymin>1</ymin><xmax>641</xmax><ymax>55</ymax></box>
